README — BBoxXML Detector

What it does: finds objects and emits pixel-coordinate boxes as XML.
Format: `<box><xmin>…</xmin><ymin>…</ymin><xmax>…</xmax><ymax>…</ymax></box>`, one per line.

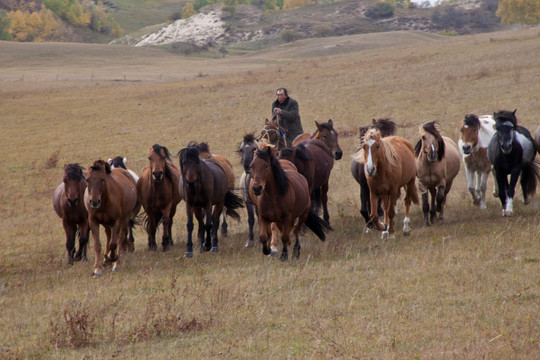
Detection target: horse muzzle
<box><xmin>501</xmin><ymin>144</ymin><xmax>512</xmax><ymax>154</ymax></box>
<box><xmin>67</xmin><ymin>198</ymin><xmax>79</xmax><ymax>207</ymax></box>
<box><xmin>89</xmin><ymin>199</ymin><xmax>101</xmax><ymax>208</ymax></box>
<box><xmin>461</xmin><ymin>144</ymin><xmax>472</xmax><ymax>155</ymax></box>
<box><xmin>187</xmin><ymin>179</ymin><xmax>198</xmax><ymax>190</ymax></box>
<box><xmin>152</xmin><ymin>171</ymin><xmax>163</xmax><ymax>182</ymax></box>
<box><xmin>252</xmin><ymin>185</ymin><xmax>263</xmax><ymax>196</ymax></box>
<box><xmin>365</xmin><ymin>165</ymin><xmax>376</xmax><ymax>177</ymax></box>
<box><xmin>427</xmin><ymin>152</ymin><xmax>438</xmax><ymax>162</ymax></box>
<box><xmin>334</xmin><ymin>150</ymin><xmax>343</xmax><ymax>160</ymax></box>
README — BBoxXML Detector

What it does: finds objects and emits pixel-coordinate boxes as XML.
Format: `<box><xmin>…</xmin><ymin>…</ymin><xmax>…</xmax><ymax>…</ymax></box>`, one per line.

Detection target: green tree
<box><xmin>0</xmin><ymin>10</ymin><xmax>13</xmax><ymax>40</ymax></box>
<box><xmin>496</xmin><ymin>0</ymin><xmax>540</xmax><ymax>25</ymax></box>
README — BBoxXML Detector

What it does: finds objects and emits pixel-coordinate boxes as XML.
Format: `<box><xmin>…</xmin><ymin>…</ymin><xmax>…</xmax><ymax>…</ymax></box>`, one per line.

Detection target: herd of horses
<box><xmin>53</xmin><ymin>111</ymin><xmax>540</xmax><ymax>276</ymax></box>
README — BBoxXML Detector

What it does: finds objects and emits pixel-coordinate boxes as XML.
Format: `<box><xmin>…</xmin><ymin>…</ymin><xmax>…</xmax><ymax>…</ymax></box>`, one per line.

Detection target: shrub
<box><xmin>365</xmin><ymin>2</ymin><xmax>395</xmax><ymax>20</ymax></box>
<box><xmin>280</xmin><ymin>29</ymin><xmax>297</xmax><ymax>42</ymax></box>
<box><xmin>167</xmin><ymin>11</ymin><xmax>181</xmax><ymax>23</ymax></box>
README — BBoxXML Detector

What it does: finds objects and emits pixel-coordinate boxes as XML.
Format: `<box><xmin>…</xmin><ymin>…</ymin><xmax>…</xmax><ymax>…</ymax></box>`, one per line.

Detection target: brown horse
<box><xmin>351</xmin><ymin>118</ymin><xmax>397</xmax><ymax>229</ymax></box>
<box><xmin>414</xmin><ymin>122</ymin><xmax>461</xmax><ymax>225</ymax></box>
<box><xmin>534</xmin><ymin>125</ymin><xmax>540</xmax><ymax>155</ymax></box>
<box><xmin>292</xmin><ymin>119</ymin><xmax>343</xmax><ymax>160</ymax></box>
<box><xmin>259</xmin><ymin>118</ymin><xmax>290</xmax><ymax>149</ymax></box>
<box><xmin>178</xmin><ymin>145</ymin><xmax>244</xmax><ymax>257</ymax></box>
<box><xmin>85</xmin><ymin>160</ymin><xmax>139</xmax><ymax>277</ymax></box>
<box><xmin>237</xmin><ymin>133</ymin><xmax>259</xmax><ymax>247</ymax></box>
<box><xmin>279</xmin><ymin>139</ymin><xmax>335</xmax><ymax>226</ymax></box>
<box><xmin>53</xmin><ymin>164</ymin><xmax>89</xmax><ymax>265</ymax></box>
<box><xmin>249</xmin><ymin>146</ymin><xmax>331</xmax><ymax>261</ymax></box>
<box><xmin>137</xmin><ymin>144</ymin><xmax>182</xmax><ymax>251</ymax></box>
<box><xmin>195</xmin><ymin>142</ymin><xmax>235</xmax><ymax>237</ymax></box>
<box><xmin>361</xmin><ymin>129</ymin><xmax>419</xmax><ymax>239</ymax></box>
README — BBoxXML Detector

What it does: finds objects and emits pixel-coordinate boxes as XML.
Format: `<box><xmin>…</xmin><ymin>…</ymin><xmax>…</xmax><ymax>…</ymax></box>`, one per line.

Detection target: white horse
<box><xmin>458</xmin><ymin>114</ymin><xmax>496</xmax><ymax>209</ymax></box>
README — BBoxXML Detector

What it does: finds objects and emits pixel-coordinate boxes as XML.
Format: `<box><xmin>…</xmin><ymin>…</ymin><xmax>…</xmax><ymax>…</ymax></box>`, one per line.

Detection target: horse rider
<box><xmin>271</xmin><ymin>87</ymin><xmax>304</xmax><ymax>143</ymax></box>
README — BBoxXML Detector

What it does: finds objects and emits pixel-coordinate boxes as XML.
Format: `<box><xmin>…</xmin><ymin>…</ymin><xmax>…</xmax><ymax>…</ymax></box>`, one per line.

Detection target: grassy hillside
<box><xmin>0</xmin><ymin>28</ymin><xmax>539</xmax><ymax>358</ymax></box>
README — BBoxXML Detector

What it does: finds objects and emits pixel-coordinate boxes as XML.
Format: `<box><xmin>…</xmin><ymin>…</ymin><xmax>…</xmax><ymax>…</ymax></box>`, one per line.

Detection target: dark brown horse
<box><xmin>292</xmin><ymin>119</ymin><xmax>343</xmax><ymax>160</ymax></box>
<box><xmin>249</xmin><ymin>146</ymin><xmax>331</xmax><ymax>261</ymax></box>
<box><xmin>178</xmin><ymin>145</ymin><xmax>244</xmax><ymax>257</ymax></box>
<box><xmin>195</xmin><ymin>142</ymin><xmax>235</xmax><ymax>237</ymax></box>
<box><xmin>137</xmin><ymin>145</ymin><xmax>182</xmax><ymax>251</ymax></box>
<box><xmin>361</xmin><ymin>129</ymin><xmax>419</xmax><ymax>239</ymax></box>
<box><xmin>53</xmin><ymin>164</ymin><xmax>89</xmax><ymax>265</ymax></box>
<box><xmin>259</xmin><ymin>118</ymin><xmax>290</xmax><ymax>149</ymax></box>
<box><xmin>237</xmin><ymin>133</ymin><xmax>259</xmax><ymax>247</ymax></box>
<box><xmin>279</xmin><ymin>139</ymin><xmax>334</xmax><ymax>226</ymax></box>
<box><xmin>351</xmin><ymin>118</ymin><xmax>397</xmax><ymax>230</ymax></box>
<box><xmin>85</xmin><ymin>160</ymin><xmax>139</xmax><ymax>277</ymax></box>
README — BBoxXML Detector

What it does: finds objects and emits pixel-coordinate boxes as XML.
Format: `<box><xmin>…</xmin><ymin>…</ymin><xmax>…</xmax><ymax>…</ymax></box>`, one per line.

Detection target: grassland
<box><xmin>0</xmin><ymin>28</ymin><xmax>539</xmax><ymax>359</ymax></box>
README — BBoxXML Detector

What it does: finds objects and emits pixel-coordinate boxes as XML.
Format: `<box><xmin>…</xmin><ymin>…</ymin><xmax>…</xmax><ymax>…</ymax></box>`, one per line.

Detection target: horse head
<box><xmin>149</xmin><ymin>144</ymin><xmax>171</xmax><ymax>182</ymax></box>
<box><xmin>315</xmin><ymin>119</ymin><xmax>342</xmax><ymax>160</ymax></box>
<box><xmin>460</xmin><ymin>114</ymin><xmax>482</xmax><ymax>155</ymax></box>
<box><xmin>363</xmin><ymin>129</ymin><xmax>383</xmax><ymax>177</ymax></box>
<box><xmin>493</xmin><ymin>110</ymin><xmax>518</xmax><ymax>155</ymax></box>
<box><xmin>416</xmin><ymin>121</ymin><xmax>445</xmax><ymax>162</ymax></box>
<box><xmin>237</xmin><ymin>133</ymin><xmax>258</xmax><ymax>173</ymax></box>
<box><xmin>86</xmin><ymin>160</ymin><xmax>111</xmax><ymax>209</ymax></box>
<box><xmin>108</xmin><ymin>156</ymin><xmax>127</xmax><ymax>170</ymax></box>
<box><xmin>260</xmin><ymin>118</ymin><xmax>287</xmax><ymax>148</ymax></box>
<box><xmin>63</xmin><ymin>163</ymin><xmax>85</xmax><ymax>208</ymax></box>
<box><xmin>250</xmin><ymin>146</ymin><xmax>288</xmax><ymax>197</ymax></box>
<box><xmin>179</xmin><ymin>145</ymin><xmax>202</xmax><ymax>191</ymax></box>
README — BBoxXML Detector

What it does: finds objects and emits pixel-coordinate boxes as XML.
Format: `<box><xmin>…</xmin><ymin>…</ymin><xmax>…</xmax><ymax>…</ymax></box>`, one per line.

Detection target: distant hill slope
<box><xmin>110</xmin><ymin>0</ymin><xmax>501</xmax><ymax>53</ymax></box>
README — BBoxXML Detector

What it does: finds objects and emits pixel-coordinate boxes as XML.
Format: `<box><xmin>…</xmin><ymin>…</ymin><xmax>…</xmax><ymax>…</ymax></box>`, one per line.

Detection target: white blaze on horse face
<box><xmin>366</xmin><ymin>139</ymin><xmax>376</xmax><ymax>176</ymax></box>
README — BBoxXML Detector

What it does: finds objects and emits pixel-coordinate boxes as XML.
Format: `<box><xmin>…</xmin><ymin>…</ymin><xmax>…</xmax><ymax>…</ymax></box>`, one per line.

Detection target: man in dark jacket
<box><xmin>271</xmin><ymin>87</ymin><xmax>304</xmax><ymax>143</ymax></box>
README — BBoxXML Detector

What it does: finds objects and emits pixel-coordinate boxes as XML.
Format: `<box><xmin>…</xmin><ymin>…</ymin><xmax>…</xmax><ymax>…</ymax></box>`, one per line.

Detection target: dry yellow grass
<box><xmin>0</xmin><ymin>28</ymin><xmax>539</xmax><ymax>359</ymax></box>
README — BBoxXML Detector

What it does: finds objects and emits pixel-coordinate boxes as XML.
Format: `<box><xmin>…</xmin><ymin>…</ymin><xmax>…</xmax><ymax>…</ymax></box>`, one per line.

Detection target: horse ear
<box><xmin>108</xmin><ymin>158</ymin><xmax>112</xmax><ymax>163</ymax></box>
<box><xmin>315</xmin><ymin>121</ymin><xmax>321</xmax><ymax>129</ymax></box>
<box><xmin>513</xmin><ymin>109</ymin><xmax>517</xmax><ymax>115</ymax></box>
<box><xmin>372</xmin><ymin>119</ymin><xmax>377</xmax><ymax>125</ymax></box>
<box><xmin>265</xmin><ymin>118</ymin><xmax>270</xmax><ymax>125</ymax></box>
<box><xmin>123</xmin><ymin>157</ymin><xmax>127</xmax><ymax>166</ymax></box>
<box><xmin>328</xmin><ymin>119</ymin><xmax>333</xmax><ymax>126</ymax></box>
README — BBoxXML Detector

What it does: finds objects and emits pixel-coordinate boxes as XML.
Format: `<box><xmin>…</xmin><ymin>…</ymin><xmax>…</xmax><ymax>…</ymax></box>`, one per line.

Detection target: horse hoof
<box><xmin>504</xmin><ymin>211</ymin><xmax>513</xmax><ymax>217</ymax></box>
<box><xmin>403</xmin><ymin>231</ymin><xmax>411</xmax><ymax>237</ymax></box>
<box><xmin>480</xmin><ymin>204</ymin><xmax>487</xmax><ymax>210</ymax></box>
<box><xmin>210</xmin><ymin>246</ymin><xmax>218</xmax><ymax>252</ymax></box>
<box><xmin>280</xmin><ymin>253</ymin><xmax>288</xmax><ymax>262</ymax></box>
<box><xmin>112</xmin><ymin>265</ymin><xmax>119</xmax><ymax>272</ymax></box>
<box><xmin>92</xmin><ymin>270</ymin><xmax>102</xmax><ymax>278</ymax></box>
<box><xmin>245</xmin><ymin>240</ymin><xmax>254</xmax><ymax>248</ymax></box>
<box><xmin>184</xmin><ymin>252</ymin><xmax>193</xmax><ymax>258</ymax></box>
<box><xmin>523</xmin><ymin>198</ymin><xmax>530</xmax><ymax>205</ymax></box>
<box><xmin>381</xmin><ymin>231</ymin><xmax>389</xmax><ymax>240</ymax></box>
<box><xmin>269</xmin><ymin>250</ymin><xmax>278</xmax><ymax>258</ymax></box>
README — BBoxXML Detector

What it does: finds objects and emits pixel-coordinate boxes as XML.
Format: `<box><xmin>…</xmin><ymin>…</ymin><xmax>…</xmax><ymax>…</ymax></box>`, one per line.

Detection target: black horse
<box><xmin>351</xmin><ymin>118</ymin><xmax>397</xmax><ymax>229</ymax></box>
<box><xmin>487</xmin><ymin>110</ymin><xmax>540</xmax><ymax>216</ymax></box>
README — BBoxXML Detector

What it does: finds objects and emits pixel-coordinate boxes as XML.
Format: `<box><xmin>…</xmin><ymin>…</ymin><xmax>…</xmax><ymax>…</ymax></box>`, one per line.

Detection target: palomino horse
<box><xmin>237</xmin><ymin>133</ymin><xmax>259</xmax><ymax>247</ymax></box>
<box><xmin>53</xmin><ymin>164</ymin><xmax>89</xmax><ymax>264</ymax></box>
<box><xmin>259</xmin><ymin>117</ymin><xmax>290</xmax><ymax>149</ymax></box>
<box><xmin>137</xmin><ymin>144</ymin><xmax>182</xmax><ymax>251</ymax></box>
<box><xmin>85</xmin><ymin>160</ymin><xmax>139</xmax><ymax>277</ymax></box>
<box><xmin>351</xmin><ymin>118</ymin><xmax>397</xmax><ymax>229</ymax></box>
<box><xmin>279</xmin><ymin>139</ymin><xmax>335</xmax><ymax>226</ymax></box>
<box><xmin>249</xmin><ymin>146</ymin><xmax>331</xmax><ymax>261</ymax></box>
<box><xmin>292</xmin><ymin>119</ymin><xmax>343</xmax><ymax>160</ymax></box>
<box><xmin>414</xmin><ymin>121</ymin><xmax>461</xmax><ymax>225</ymax></box>
<box><xmin>487</xmin><ymin>110</ymin><xmax>540</xmax><ymax>216</ymax></box>
<box><xmin>195</xmin><ymin>142</ymin><xmax>235</xmax><ymax>237</ymax></box>
<box><xmin>361</xmin><ymin>129</ymin><xmax>419</xmax><ymax>239</ymax></box>
<box><xmin>178</xmin><ymin>145</ymin><xmax>244</xmax><ymax>257</ymax></box>
<box><xmin>458</xmin><ymin>114</ymin><xmax>496</xmax><ymax>209</ymax></box>
<box><xmin>108</xmin><ymin>156</ymin><xmax>139</xmax><ymax>244</ymax></box>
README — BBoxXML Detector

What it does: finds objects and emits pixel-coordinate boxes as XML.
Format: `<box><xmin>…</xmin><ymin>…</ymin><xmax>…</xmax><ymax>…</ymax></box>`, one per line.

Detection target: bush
<box><xmin>280</xmin><ymin>29</ymin><xmax>297</xmax><ymax>42</ymax></box>
<box><xmin>167</xmin><ymin>11</ymin><xmax>181</xmax><ymax>23</ymax></box>
<box><xmin>431</xmin><ymin>7</ymin><xmax>467</xmax><ymax>29</ymax></box>
<box><xmin>313</xmin><ymin>24</ymin><xmax>332</xmax><ymax>37</ymax></box>
<box><xmin>365</xmin><ymin>2</ymin><xmax>395</xmax><ymax>20</ymax></box>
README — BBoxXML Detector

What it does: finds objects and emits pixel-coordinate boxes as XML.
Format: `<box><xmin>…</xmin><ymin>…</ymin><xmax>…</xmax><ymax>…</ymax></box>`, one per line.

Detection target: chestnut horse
<box><xmin>108</xmin><ymin>156</ymin><xmax>139</xmax><ymax>244</ymax></box>
<box><xmin>249</xmin><ymin>146</ymin><xmax>331</xmax><ymax>260</ymax></box>
<box><xmin>279</xmin><ymin>139</ymin><xmax>334</xmax><ymax>226</ymax></box>
<box><xmin>259</xmin><ymin>118</ymin><xmax>290</xmax><ymax>149</ymax></box>
<box><xmin>414</xmin><ymin>121</ymin><xmax>461</xmax><ymax>225</ymax></box>
<box><xmin>178</xmin><ymin>145</ymin><xmax>244</xmax><ymax>257</ymax></box>
<box><xmin>292</xmin><ymin>119</ymin><xmax>343</xmax><ymax>160</ymax></box>
<box><xmin>195</xmin><ymin>142</ymin><xmax>235</xmax><ymax>237</ymax></box>
<box><xmin>85</xmin><ymin>160</ymin><xmax>139</xmax><ymax>277</ymax></box>
<box><xmin>487</xmin><ymin>110</ymin><xmax>540</xmax><ymax>216</ymax></box>
<box><xmin>137</xmin><ymin>144</ymin><xmax>182</xmax><ymax>251</ymax></box>
<box><xmin>53</xmin><ymin>164</ymin><xmax>89</xmax><ymax>265</ymax></box>
<box><xmin>458</xmin><ymin>114</ymin><xmax>496</xmax><ymax>209</ymax></box>
<box><xmin>360</xmin><ymin>129</ymin><xmax>419</xmax><ymax>239</ymax></box>
<box><xmin>351</xmin><ymin>118</ymin><xmax>397</xmax><ymax>229</ymax></box>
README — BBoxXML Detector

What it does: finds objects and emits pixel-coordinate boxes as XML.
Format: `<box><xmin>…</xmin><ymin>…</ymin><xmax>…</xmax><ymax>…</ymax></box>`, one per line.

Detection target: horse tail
<box><xmin>405</xmin><ymin>179</ymin><xmax>420</xmax><ymax>205</ymax></box>
<box><xmin>304</xmin><ymin>209</ymin><xmax>332</xmax><ymax>242</ymax></box>
<box><xmin>224</xmin><ymin>190</ymin><xmax>244</xmax><ymax>221</ymax></box>
<box><xmin>522</xmin><ymin>157</ymin><xmax>540</xmax><ymax>198</ymax></box>
<box><xmin>143</xmin><ymin>211</ymin><xmax>163</xmax><ymax>234</ymax></box>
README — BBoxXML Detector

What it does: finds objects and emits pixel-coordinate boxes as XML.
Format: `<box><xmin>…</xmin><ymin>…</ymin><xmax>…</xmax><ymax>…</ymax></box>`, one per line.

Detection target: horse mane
<box><xmin>256</xmin><ymin>148</ymin><xmax>289</xmax><ymax>196</ymax></box>
<box><xmin>108</xmin><ymin>156</ymin><xmax>126</xmax><ymax>169</ymax></box>
<box><xmin>464</xmin><ymin>113</ymin><xmax>481</xmax><ymax>128</ymax></box>
<box><xmin>415</xmin><ymin>121</ymin><xmax>445</xmax><ymax>159</ymax></box>
<box><xmin>178</xmin><ymin>146</ymin><xmax>200</xmax><ymax>173</ymax></box>
<box><xmin>90</xmin><ymin>160</ymin><xmax>111</xmax><ymax>174</ymax></box>
<box><xmin>237</xmin><ymin>133</ymin><xmax>257</xmax><ymax>156</ymax></box>
<box><xmin>65</xmin><ymin>163</ymin><xmax>85</xmax><ymax>180</ymax></box>
<box><xmin>151</xmin><ymin>144</ymin><xmax>174</xmax><ymax>180</ymax></box>
<box><xmin>494</xmin><ymin>109</ymin><xmax>518</xmax><ymax>127</ymax></box>
<box><xmin>195</xmin><ymin>142</ymin><xmax>211</xmax><ymax>154</ymax></box>
<box><xmin>365</xmin><ymin>129</ymin><xmax>400</xmax><ymax>170</ymax></box>
<box><xmin>359</xmin><ymin>118</ymin><xmax>396</xmax><ymax>146</ymax></box>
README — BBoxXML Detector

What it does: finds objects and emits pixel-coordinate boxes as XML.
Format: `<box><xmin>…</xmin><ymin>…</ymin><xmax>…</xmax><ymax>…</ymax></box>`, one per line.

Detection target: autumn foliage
<box><xmin>496</xmin><ymin>0</ymin><xmax>540</xmax><ymax>25</ymax></box>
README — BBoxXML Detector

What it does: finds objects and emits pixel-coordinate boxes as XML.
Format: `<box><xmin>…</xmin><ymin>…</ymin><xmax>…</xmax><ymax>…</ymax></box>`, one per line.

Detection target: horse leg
<box><xmin>368</xmin><ymin>192</ymin><xmax>385</xmax><ymax>232</ymax></box>
<box><xmin>259</xmin><ymin>220</ymin><xmax>272</xmax><ymax>256</ymax></box>
<box><xmin>505</xmin><ymin>169</ymin><xmax>521</xmax><ymax>216</ymax></box>
<box><xmin>421</xmin><ymin>191</ymin><xmax>430</xmax><ymax>226</ymax></box>
<box><xmin>211</xmin><ymin>204</ymin><xmax>224</xmax><ymax>252</ymax></box>
<box><xmin>494</xmin><ymin>171</ymin><xmax>509</xmax><ymax>216</ymax></box>
<box><xmin>430</xmin><ymin>186</ymin><xmax>437</xmax><ymax>224</ymax></box>
<box><xmin>146</xmin><ymin>213</ymin><xmax>158</xmax><ymax>251</ymax></box>
<box><xmin>245</xmin><ymin>203</ymin><xmax>255</xmax><ymax>247</ymax></box>
<box><xmin>381</xmin><ymin>194</ymin><xmax>396</xmax><ymax>239</ymax></box>
<box><xmin>321</xmin><ymin>182</ymin><xmax>330</xmax><ymax>226</ymax></box>
<box><xmin>185</xmin><ymin>206</ymin><xmax>195</xmax><ymax>258</ymax></box>
<box><xmin>62</xmin><ymin>220</ymin><xmax>77</xmax><ymax>265</ymax></box>
<box><xmin>194</xmin><ymin>207</ymin><xmax>208</xmax><ymax>252</ymax></box>
<box><xmin>89</xmin><ymin>220</ymin><xmax>103</xmax><ymax>277</ymax></box>
<box><xmin>112</xmin><ymin>219</ymin><xmax>130</xmax><ymax>272</ymax></box>
<box><xmin>360</xmin><ymin>181</ymin><xmax>372</xmax><ymax>229</ymax></box>
<box><xmin>203</xmin><ymin>205</ymin><xmax>213</xmax><ymax>252</ymax></box>
<box><xmin>477</xmin><ymin>171</ymin><xmax>489</xmax><ymax>209</ymax></box>
<box><xmin>402</xmin><ymin>180</ymin><xmax>415</xmax><ymax>237</ymax></box>
<box><xmin>436</xmin><ymin>183</ymin><xmax>447</xmax><ymax>222</ymax></box>
<box><xmin>161</xmin><ymin>208</ymin><xmax>173</xmax><ymax>252</ymax></box>
<box><xmin>466</xmin><ymin>168</ymin><xmax>480</xmax><ymax>206</ymax></box>
<box><xmin>75</xmin><ymin>222</ymin><xmax>89</xmax><ymax>262</ymax></box>
<box><xmin>128</xmin><ymin>219</ymin><xmax>136</xmax><ymax>249</ymax></box>
<box><xmin>220</xmin><ymin>212</ymin><xmax>228</xmax><ymax>238</ymax></box>
<box><xmin>279</xmin><ymin>223</ymin><xmax>292</xmax><ymax>262</ymax></box>
<box><xmin>491</xmin><ymin>168</ymin><xmax>499</xmax><ymax>198</ymax></box>
<box><xmin>270</xmin><ymin>223</ymin><xmax>279</xmax><ymax>257</ymax></box>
